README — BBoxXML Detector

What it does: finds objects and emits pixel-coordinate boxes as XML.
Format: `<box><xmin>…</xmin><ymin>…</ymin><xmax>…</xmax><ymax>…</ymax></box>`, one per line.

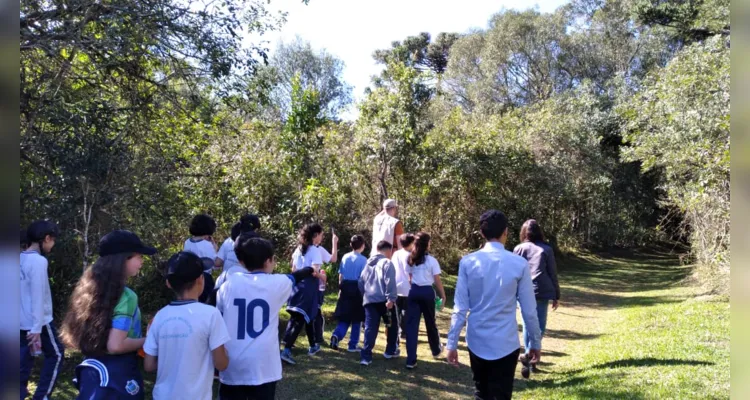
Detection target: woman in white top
<box><xmin>404</xmin><ymin>232</ymin><xmax>447</xmax><ymax>369</ymax></box>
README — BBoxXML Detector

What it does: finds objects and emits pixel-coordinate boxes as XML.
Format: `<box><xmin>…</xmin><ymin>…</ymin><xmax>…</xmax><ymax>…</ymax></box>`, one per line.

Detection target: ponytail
<box><xmin>297</xmin><ymin>223</ymin><xmax>323</xmax><ymax>255</ymax></box>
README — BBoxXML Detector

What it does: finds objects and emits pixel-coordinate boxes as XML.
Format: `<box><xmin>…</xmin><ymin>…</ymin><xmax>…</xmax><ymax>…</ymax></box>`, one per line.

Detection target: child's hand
<box><xmin>332</xmin><ymin>233</ymin><xmax>339</xmax><ymax>246</ymax></box>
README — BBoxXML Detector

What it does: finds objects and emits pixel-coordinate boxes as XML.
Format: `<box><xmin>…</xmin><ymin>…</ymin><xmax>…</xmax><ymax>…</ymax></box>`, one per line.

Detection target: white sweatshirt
<box><xmin>20</xmin><ymin>250</ymin><xmax>54</xmax><ymax>333</ymax></box>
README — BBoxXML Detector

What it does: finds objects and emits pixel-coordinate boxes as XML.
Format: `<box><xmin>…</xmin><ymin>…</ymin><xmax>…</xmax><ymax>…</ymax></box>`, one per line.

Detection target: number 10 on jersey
<box><xmin>234</xmin><ymin>298</ymin><xmax>270</xmax><ymax>339</ymax></box>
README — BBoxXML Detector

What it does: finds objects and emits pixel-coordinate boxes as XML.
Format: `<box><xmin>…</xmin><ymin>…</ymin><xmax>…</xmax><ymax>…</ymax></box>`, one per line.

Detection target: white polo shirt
<box><xmin>409</xmin><ymin>255</ymin><xmax>441</xmax><ymax>287</ymax></box>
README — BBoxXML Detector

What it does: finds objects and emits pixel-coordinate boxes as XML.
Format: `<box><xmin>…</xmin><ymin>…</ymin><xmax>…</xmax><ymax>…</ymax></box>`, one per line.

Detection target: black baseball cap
<box><xmin>166</xmin><ymin>252</ymin><xmax>204</xmax><ymax>281</ymax></box>
<box><xmin>98</xmin><ymin>230</ymin><xmax>157</xmax><ymax>257</ymax></box>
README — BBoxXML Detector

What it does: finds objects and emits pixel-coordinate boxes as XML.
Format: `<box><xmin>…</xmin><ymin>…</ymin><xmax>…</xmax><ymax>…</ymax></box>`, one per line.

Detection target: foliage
<box><xmin>618</xmin><ymin>35</ymin><xmax>730</xmax><ymax>289</ymax></box>
<box><xmin>20</xmin><ymin>0</ymin><xmax>731</xmax><ymax>318</ymax></box>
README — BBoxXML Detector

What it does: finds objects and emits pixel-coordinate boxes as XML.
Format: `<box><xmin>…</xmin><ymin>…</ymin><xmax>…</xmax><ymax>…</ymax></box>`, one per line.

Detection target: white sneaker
<box><xmin>360</xmin><ymin>359</ymin><xmax>372</xmax><ymax>366</ymax></box>
<box><xmin>383</xmin><ymin>349</ymin><xmax>401</xmax><ymax>359</ymax></box>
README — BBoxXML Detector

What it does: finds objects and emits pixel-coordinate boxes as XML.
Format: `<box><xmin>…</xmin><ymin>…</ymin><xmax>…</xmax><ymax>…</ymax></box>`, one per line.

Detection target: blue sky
<box><xmin>252</xmin><ymin>0</ymin><xmax>570</xmax><ymax>119</ymax></box>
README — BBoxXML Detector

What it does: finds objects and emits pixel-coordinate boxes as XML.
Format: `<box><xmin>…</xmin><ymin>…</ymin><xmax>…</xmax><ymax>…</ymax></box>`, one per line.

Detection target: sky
<box><xmin>250</xmin><ymin>0</ymin><xmax>570</xmax><ymax>120</ymax></box>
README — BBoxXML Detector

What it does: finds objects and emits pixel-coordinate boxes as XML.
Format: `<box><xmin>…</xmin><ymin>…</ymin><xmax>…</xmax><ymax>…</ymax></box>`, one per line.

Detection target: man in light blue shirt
<box><xmin>446</xmin><ymin>210</ymin><xmax>542</xmax><ymax>400</ymax></box>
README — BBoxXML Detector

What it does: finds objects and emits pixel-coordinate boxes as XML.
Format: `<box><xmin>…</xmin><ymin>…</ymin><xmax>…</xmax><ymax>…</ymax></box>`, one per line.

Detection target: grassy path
<box><xmin>29</xmin><ymin>249</ymin><xmax>729</xmax><ymax>399</ymax></box>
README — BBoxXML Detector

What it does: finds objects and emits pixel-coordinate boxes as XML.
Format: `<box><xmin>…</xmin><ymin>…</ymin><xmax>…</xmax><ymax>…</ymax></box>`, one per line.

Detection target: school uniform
<box><xmin>143</xmin><ymin>300</ymin><xmax>231</xmax><ymax>400</ymax></box>
<box><xmin>183</xmin><ymin>238</ymin><xmax>217</xmax><ymax>303</ymax></box>
<box><xmin>75</xmin><ymin>288</ymin><xmax>145</xmax><ymax>399</ymax></box>
<box><xmin>359</xmin><ymin>254</ymin><xmax>399</xmax><ymax>363</ymax></box>
<box><xmin>405</xmin><ymin>255</ymin><xmax>443</xmax><ymax>366</ymax></box>
<box><xmin>391</xmin><ymin>248</ymin><xmax>411</xmax><ymax>339</ymax></box>
<box><xmin>20</xmin><ymin>250</ymin><xmax>64</xmax><ymax>400</ymax></box>
<box><xmin>217</xmin><ymin>271</ymin><xmax>298</xmax><ymax>399</ymax></box>
<box><xmin>313</xmin><ymin>245</ymin><xmax>333</xmax><ymax>344</ymax></box>
<box><xmin>217</xmin><ymin>237</ymin><xmax>242</xmax><ymax>272</ymax></box>
<box><xmin>331</xmin><ymin>251</ymin><xmax>367</xmax><ymax>350</ymax></box>
<box><xmin>283</xmin><ymin>246</ymin><xmax>322</xmax><ymax>349</ymax></box>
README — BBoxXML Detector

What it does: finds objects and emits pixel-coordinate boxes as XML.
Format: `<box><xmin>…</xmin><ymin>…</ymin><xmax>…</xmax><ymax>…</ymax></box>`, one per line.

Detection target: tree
<box><xmin>373</xmin><ymin>32</ymin><xmax>459</xmax><ymax>76</ymax></box>
<box><xmin>259</xmin><ymin>37</ymin><xmax>352</xmax><ymax>121</ymax></box>
<box><xmin>356</xmin><ymin>61</ymin><xmax>431</xmax><ymax>203</ymax></box>
<box><xmin>619</xmin><ymin>35</ymin><xmax>730</xmax><ymax>284</ymax></box>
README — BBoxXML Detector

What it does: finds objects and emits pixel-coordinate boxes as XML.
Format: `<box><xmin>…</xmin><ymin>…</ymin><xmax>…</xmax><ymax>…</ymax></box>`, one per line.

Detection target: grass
<box><xmin>26</xmin><ymin>248</ymin><xmax>729</xmax><ymax>399</ymax></box>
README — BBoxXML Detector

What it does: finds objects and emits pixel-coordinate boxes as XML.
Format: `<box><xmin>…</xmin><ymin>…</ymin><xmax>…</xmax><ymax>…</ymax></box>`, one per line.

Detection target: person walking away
<box><xmin>391</xmin><ymin>233</ymin><xmax>415</xmax><ymax>340</ymax></box>
<box><xmin>370</xmin><ymin>199</ymin><xmax>404</xmax><ymax>258</ymax></box>
<box><xmin>142</xmin><ymin>252</ymin><xmax>230</xmax><ymax>400</ymax></box>
<box><xmin>446</xmin><ymin>210</ymin><xmax>542</xmax><ymax>400</ymax></box>
<box><xmin>282</xmin><ymin>223</ymin><xmax>327</xmax><ymax>364</ymax></box>
<box><xmin>358</xmin><ymin>241</ymin><xmax>400</xmax><ymax>365</ymax></box>
<box><xmin>330</xmin><ymin>235</ymin><xmax>368</xmax><ymax>352</ymax></box>
<box><xmin>404</xmin><ymin>232</ymin><xmax>447</xmax><ymax>369</ymax></box>
<box><xmin>513</xmin><ymin>219</ymin><xmax>560</xmax><ymax>378</ymax></box>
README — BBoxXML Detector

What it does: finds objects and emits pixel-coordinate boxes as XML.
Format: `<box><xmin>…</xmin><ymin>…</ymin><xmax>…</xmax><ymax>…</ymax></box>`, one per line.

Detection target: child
<box><xmin>143</xmin><ymin>252</ymin><xmax>231</xmax><ymax>399</ymax></box>
<box><xmin>404</xmin><ymin>232</ymin><xmax>447</xmax><ymax>369</ymax></box>
<box><xmin>216</xmin><ymin>233</ymin><xmax>317</xmax><ymax>400</ymax></box>
<box><xmin>358</xmin><ymin>240</ymin><xmax>399</xmax><ymax>365</ymax></box>
<box><xmin>281</xmin><ymin>223</ymin><xmax>327</xmax><ymax>364</ymax></box>
<box><xmin>62</xmin><ymin>230</ymin><xmax>157</xmax><ymax>399</ymax></box>
<box><xmin>391</xmin><ymin>233</ymin><xmax>415</xmax><ymax>340</ymax></box>
<box><xmin>20</xmin><ymin>220</ymin><xmax>64</xmax><ymax>400</ymax></box>
<box><xmin>183</xmin><ymin>214</ymin><xmax>219</xmax><ymax>303</ymax></box>
<box><xmin>216</xmin><ymin>214</ymin><xmax>261</xmax><ymax>273</ymax></box>
<box><xmin>330</xmin><ymin>235</ymin><xmax>367</xmax><ymax>352</ymax></box>
<box><xmin>312</xmin><ymin>228</ymin><xmax>338</xmax><ymax>345</ymax></box>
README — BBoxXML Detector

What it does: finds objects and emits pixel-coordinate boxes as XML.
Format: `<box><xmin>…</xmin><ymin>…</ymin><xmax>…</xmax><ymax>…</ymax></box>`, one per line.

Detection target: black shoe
<box><xmin>330</xmin><ymin>335</ymin><xmax>339</xmax><ymax>350</ymax></box>
<box><xmin>520</xmin><ymin>356</ymin><xmax>531</xmax><ymax>379</ymax></box>
<box><xmin>530</xmin><ymin>363</ymin><xmax>540</xmax><ymax>373</ymax></box>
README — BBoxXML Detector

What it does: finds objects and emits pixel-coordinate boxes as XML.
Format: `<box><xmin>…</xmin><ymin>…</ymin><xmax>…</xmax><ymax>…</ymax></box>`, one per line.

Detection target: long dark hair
<box><xmin>520</xmin><ymin>219</ymin><xmax>545</xmax><ymax>243</ymax></box>
<box><xmin>61</xmin><ymin>253</ymin><xmax>132</xmax><ymax>356</ymax></box>
<box><xmin>297</xmin><ymin>223</ymin><xmax>323</xmax><ymax>255</ymax></box>
<box><xmin>408</xmin><ymin>232</ymin><xmax>430</xmax><ymax>266</ymax></box>
<box><xmin>231</xmin><ymin>214</ymin><xmax>261</xmax><ymax>241</ymax></box>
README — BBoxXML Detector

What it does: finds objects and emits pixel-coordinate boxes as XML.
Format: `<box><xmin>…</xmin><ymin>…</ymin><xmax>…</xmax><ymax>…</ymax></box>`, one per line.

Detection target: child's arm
<box><xmin>107</xmin><ymin>328</ymin><xmax>146</xmax><ymax>354</ymax></box>
<box><xmin>434</xmin><ymin>274</ymin><xmax>447</xmax><ymax>309</ymax></box>
<box><xmin>329</xmin><ymin>233</ymin><xmax>339</xmax><ymax>263</ymax></box>
<box><xmin>212</xmin><ymin>345</ymin><xmax>229</xmax><ymax>371</ymax></box>
<box><xmin>339</xmin><ymin>273</ymin><xmax>343</xmax><ymax>285</ymax></box>
<box><xmin>143</xmin><ymin>354</ymin><xmax>157</xmax><ymax>372</ymax></box>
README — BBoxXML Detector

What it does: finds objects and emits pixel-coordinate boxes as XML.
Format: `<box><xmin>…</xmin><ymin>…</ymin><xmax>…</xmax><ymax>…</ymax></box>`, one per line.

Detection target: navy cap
<box><xmin>99</xmin><ymin>230</ymin><xmax>157</xmax><ymax>257</ymax></box>
<box><xmin>166</xmin><ymin>252</ymin><xmax>205</xmax><ymax>282</ymax></box>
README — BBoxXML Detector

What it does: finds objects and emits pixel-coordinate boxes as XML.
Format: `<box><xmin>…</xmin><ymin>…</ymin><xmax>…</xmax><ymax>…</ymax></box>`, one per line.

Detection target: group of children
<box><xmin>19</xmin><ymin>213</ymin><xmax>451</xmax><ymax>400</ymax></box>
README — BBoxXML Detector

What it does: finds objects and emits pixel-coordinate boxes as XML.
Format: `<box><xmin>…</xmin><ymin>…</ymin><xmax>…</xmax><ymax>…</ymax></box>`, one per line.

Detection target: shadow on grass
<box><xmin>561</xmin><ymin>357</ymin><xmax>714</xmax><ymax>376</ymax></box>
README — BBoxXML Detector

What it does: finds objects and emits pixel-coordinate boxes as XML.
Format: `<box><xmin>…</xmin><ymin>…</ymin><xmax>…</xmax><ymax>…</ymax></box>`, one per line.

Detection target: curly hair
<box><xmin>61</xmin><ymin>253</ymin><xmax>131</xmax><ymax>356</ymax></box>
<box><xmin>189</xmin><ymin>214</ymin><xmax>217</xmax><ymax>237</ymax></box>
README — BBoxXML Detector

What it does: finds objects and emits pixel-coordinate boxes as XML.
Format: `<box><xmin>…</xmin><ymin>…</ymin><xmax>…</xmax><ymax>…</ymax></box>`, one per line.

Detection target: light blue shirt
<box><xmin>338</xmin><ymin>251</ymin><xmax>367</xmax><ymax>281</ymax></box>
<box><xmin>446</xmin><ymin>242</ymin><xmax>542</xmax><ymax>360</ymax></box>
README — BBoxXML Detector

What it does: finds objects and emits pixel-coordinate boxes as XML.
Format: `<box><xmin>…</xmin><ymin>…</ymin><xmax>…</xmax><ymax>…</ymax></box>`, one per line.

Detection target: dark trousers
<box><xmin>361</xmin><ymin>302</ymin><xmax>399</xmax><ymax>362</ymax></box>
<box><xmin>314</xmin><ymin>292</ymin><xmax>325</xmax><ymax>344</ymax></box>
<box><xmin>396</xmin><ymin>296</ymin><xmax>409</xmax><ymax>338</ymax></box>
<box><xmin>405</xmin><ymin>285</ymin><xmax>442</xmax><ymax>365</ymax></box>
<box><xmin>219</xmin><ymin>381</ymin><xmax>277</xmax><ymax>400</ymax></box>
<box><xmin>469</xmin><ymin>348</ymin><xmax>521</xmax><ymax>400</ymax></box>
<box><xmin>283</xmin><ymin>312</ymin><xmax>316</xmax><ymax>349</ymax></box>
<box><xmin>20</xmin><ymin>323</ymin><xmax>65</xmax><ymax>400</ymax></box>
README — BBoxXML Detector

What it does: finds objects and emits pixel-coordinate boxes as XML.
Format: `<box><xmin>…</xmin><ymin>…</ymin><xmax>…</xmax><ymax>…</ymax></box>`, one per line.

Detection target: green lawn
<box><xmin>27</xmin><ymin>249</ymin><xmax>729</xmax><ymax>399</ymax></box>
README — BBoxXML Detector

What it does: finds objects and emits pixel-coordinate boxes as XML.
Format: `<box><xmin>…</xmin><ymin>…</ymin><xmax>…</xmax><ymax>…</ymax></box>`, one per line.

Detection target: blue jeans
<box><xmin>523</xmin><ymin>299</ymin><xmax>549</xmax><ymax>354</ymax></box>
<box><xmin>332</xmin><ymin>321</ymin><xmax>361</xmax><ymax>349</ymax></box>
<box><xmin>20</xmin><ymin>323</ymin><xmax>65</xmax><ymax>400</ymax></box>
